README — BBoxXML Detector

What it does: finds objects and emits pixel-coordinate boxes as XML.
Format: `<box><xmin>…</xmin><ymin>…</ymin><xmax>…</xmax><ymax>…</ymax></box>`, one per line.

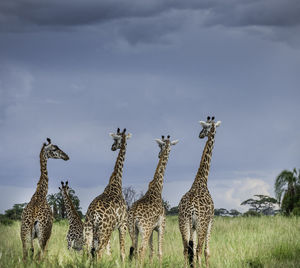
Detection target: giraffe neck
<box><xmin>104</xmin><ymin>137</ymin><xmax>127</xmax><ymax>196</ymax></box>
<box><xmin>61</xmin><ymin>190</ymin><xmax>82</xmax><ymax>223</ymax></box>
<box><xmin>147</xmin><ymin>144</ymin><xmax>171</xmax><ymax>198</ymax></box>
<box><xmin>34</xmin><ymin>146</ymin><xmax>49</xmax><ymax>199</ymax></box>
<box><xmin>192</xmin><ymin>126</ymin><xmax>216</xmax><ymax>189</ymax></box>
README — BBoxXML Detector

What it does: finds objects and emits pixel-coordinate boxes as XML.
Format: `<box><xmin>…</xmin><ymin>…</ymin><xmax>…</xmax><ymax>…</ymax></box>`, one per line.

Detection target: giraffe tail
<box><xmin>188</xmin><ymin>240</ymin><xmax>194</xmax><ymax>267</ymax></box>
<box><xmin>129</xmin><ymin>246</ymin><xmax>134</xmax><ymax>260</ymax></box>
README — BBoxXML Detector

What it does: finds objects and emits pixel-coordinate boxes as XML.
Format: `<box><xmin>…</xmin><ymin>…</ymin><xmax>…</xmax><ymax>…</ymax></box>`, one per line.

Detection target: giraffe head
<box><xmin>59</xmin><ymin>181</ymin><xmax>70</xmax><ymax>194</ymax></box>
<box><xmin>199</xmin><ymin>116</ymin><xmax>221</xmax><ymax>139</ymax></box>
<box><xmin>109</xmin><ymin>128</ymin><xmax>132</xmax><ymax>151</ymax></box>
<box><xmin>43</xmin><ymin>138</ymin><xmax>69</xmax><ymax>160</ymax></box>
<box><xmin>155</xmin><ymin>135</ymin><xmax>179</xmax><ymax>158</ymax></box>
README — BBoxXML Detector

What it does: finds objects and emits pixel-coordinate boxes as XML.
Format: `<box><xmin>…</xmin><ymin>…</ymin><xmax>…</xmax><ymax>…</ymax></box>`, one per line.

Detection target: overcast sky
<box><xmin>0</xmin><ymin>0</ymin><xmax>299</xmax><ymax>213</ymax></box>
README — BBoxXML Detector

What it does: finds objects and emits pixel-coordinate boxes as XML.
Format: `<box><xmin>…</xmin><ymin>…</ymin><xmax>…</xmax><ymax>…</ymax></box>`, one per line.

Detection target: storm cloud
<box><xmin>0</xmin><ymin>0</ymin><xmax>299</xmax><ymax>213</ymax></box>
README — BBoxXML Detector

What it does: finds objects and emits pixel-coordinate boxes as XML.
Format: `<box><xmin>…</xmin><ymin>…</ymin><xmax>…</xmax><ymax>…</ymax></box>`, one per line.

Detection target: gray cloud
<box><xmin>1</xmin><ymin>0</ymin><xmax>299</xmax><ymax>42</ymax></box>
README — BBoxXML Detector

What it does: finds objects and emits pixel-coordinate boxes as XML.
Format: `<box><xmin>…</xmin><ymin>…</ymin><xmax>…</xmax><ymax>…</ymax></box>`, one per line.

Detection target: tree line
<box><xmin>1</xmin><ymin>168</ymin><xmax>299</xmax><ymax>224</ymax></box>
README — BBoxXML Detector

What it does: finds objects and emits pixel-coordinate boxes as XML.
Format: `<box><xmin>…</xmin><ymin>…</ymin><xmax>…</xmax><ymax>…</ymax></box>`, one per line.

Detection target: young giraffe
<box><xmin>59</xmin><ymin>181</ymin><xmax>84</xmax><ymax>250</ymax></box>
<box><xmin>84</xmin><ymin>128</ymin><xmax>131</xmax><ymax>262</ymax></box>
<box><xmin>20</xmin><ymin>138</ymin><xmax>69</xmax><ymax>260</ymax></box>
<box><xmin>128</xmin><ymin>135</ymin><xmax>178</xmax><ymax>265</ymax></box>
<box><xmin>178</xmin><ymin>116</ymin><xmax>221</xmax><ymax>268</ymax></box>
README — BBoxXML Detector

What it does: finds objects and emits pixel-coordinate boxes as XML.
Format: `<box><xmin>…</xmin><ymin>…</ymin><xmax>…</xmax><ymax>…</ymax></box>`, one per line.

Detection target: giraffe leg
<box><xmin>138</xmin><ymin>228</ymin><xmax>152</xmax><ymax>266</ymax></box>
<box><xmin>106</xmin><ymin>239</ymin><xmax>111</xmax><ymax>256</ymax></box>
<box><xmin>157</xmin><ymin>216</ymin><xmax>166</xmax><ymax>264</ymax></box>
<box><xmin>83</xmin><ymin>223</ymin><xmax>93</xmax><ymax>255</ymax></box>
<box><xmin>204</xmin><ymin>218</ymin><xmax>213</xmax><ymax>268</ymax></box>
<box><xmin>179</xmin><ymin>220</ymin><xmax>191</xmax><ymax>268</ymax></box>
<box><xmin>149</xmin><ymin>231</ymin><xmax>154</xmax><ymax>263</ymax></box>
<box><xmin>195</xmin><ymin>224</ymin><xmax>208</xmax><ymax>268</ymax></box>
<box><xmin>190</xmin><ymin>228</ymin><xmax>196</xmax><ymax>268</ymax></box>
<box><xmin>21</xmin><ymin>228</ymin><xmax>32</xmax><ymax>261</ymax></box>
<box><xmin>129</xmin><ymin>221</ymin><xmax>139</xmax><ymax>261</ymax></box>
<box><xmin>36</xmin><ymin>219</ymin><xmax>52</xmax><ymax>261</ymax></box>
<box><xmin>118</xmin><ymin>223</ymin><xmax>127</xmax><ymax>262</ymax></box>
<box><xmin>95</xmin><ymin>225</ymin><xmax>113</xmax><ymax>262</ymax></box>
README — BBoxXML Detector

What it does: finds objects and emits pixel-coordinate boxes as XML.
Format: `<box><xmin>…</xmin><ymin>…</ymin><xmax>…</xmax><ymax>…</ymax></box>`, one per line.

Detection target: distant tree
<box><xmin>275</xmin><ymin>168</ymin><xmax>300</xmax><ymax>215</ymax></box>
<box><xmin>163</xmin><ymin>198</ymin><xmax>171</xmax><ymax>213</ymax></box>
<box><xmin>214</xmin><ymin>208</ymin><xmax>229</xmax><ymax>216</ymax></box>
<box><xmin>122</xmin><ymin>186</ymin><xmax>138</xmax><ymax>209</ymax></box>
<box><xmin>47</xmin><ymin>193</ymin><xmax>59</xmax><ymax>219</ymax></box>
<box><xmin>229</xmin><ymin>209</ymin><xmax>241</xmax><ymax>217</ymax></box>
<box><xmin>4</xmin><ymin>203</ymin><xmax>27</xmax><ymax>220</ymax></box>
<box><xmin>243</xmin><ymin>210</ymin><xmax>261</xmax><ymax>217</ymax></box>
<box><xmin>167</xmin><ymin>206</ymin><xmax>179</xmax><ymax>215</ymax></box>
<box><xmin>241</xmin><ymin>195</ymin><xmax>277</xmax><ymax>214</ymax></box>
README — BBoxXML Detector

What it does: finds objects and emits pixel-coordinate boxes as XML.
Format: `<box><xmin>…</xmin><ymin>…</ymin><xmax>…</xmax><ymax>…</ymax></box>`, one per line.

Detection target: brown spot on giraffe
<box><xmin>20</xmin><ymin>138</ymin><xmax>69</xmax><ymax>260</ymax></box>
<box><xmin>178</xmin><ymin>117</ymin><xmax>221</xmax><ymax>268</ymax></box>
<box><xmin>84</xmin><ymin>128</ymin><xmax>131</xmax><ymax>262</ymax></box>
<box><xmin>59</xmin><ymin>181</ymin><xmax>84</xmax><ymax>250</ymax></box>
<box><xmin>128</xmin><ymin>135</ymin><xmax>178</xmax><ymax>265</ymax></box>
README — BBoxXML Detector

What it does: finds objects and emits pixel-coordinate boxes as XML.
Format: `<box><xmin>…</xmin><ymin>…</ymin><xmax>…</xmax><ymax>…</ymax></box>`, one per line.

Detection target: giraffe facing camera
<box><xmin>155</xmin><ymin>135</ymin><xmax>179</xmax><ymax>158</ymax></box>
<box><xmin>59</xmin><ymin>180</ymin><xmax>84</xmax><ymax>251</ymax></box>
<box><xmin>199</xmin><ymin>116</ymin><xmax>221</xmax><ymax>139</ymax></box>
<box><xmin>109</xmin><ymin>128</ymin><xmax>132</xmax><ymax>151</ymax></box>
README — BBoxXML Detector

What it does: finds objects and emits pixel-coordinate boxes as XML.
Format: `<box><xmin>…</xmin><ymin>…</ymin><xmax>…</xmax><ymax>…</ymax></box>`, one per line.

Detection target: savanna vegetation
<box><xmin>1</xmin><ymin>168</ymin><xmax>300</xmax><ymax>267</ymax></box>
<box><xmin>0</xmin><ymin>216</ymin><xmax>300</xmax><ymax>268</ymax></box>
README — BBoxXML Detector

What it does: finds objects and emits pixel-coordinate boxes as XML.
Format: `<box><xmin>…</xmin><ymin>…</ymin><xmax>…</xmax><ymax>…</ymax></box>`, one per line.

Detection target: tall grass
<box><xmin>0</xmin><ymin>216</ymin><xmax>299</xmax><ymax>267</ymax></box>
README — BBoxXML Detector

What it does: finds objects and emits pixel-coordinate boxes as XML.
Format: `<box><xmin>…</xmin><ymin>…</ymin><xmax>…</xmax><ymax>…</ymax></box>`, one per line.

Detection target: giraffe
<box><xmin>20</xmin><ymin>138</ymin><xmax>69</xmax><ymax>260</ymax></box>
<box><xmin>178</xmin><ymin>116</ymin><xmax>221</xmax><ymax>268</ymax></box>
<box><xmin>84</xmin><ymin>128</ymin><xmax>131</xmax><ymax>262</ymax></box>
<box><xmin>128</xmin><ymin>135</ymin><xmax>178</xmax><ymax>265</ymax></box>
<box><xmin>59</xmin><ymin>181</ymin><xmax>84</xmax><ymax>250</ymax></box>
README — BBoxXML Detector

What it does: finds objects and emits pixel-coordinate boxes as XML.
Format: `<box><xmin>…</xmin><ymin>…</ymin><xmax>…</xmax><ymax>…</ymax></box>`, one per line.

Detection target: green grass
<box><xmin>1</xmin><ymin>216</ymin><xmax>300</xmax><ymax>267</ymax></box>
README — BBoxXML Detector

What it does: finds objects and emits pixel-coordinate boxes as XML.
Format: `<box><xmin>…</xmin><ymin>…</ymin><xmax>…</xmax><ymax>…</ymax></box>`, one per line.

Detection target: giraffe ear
<box><xmin>59</xmin><ymin>187</ymin><xmax>62</xmax><ymax>191</ymax></box>
<box><xmin>126</xmin><ymin>133</ymin><xmax>132</xmax><ymax>139</ymax></box>
<box><xmin>171</xmin><ymin>140</ymin><xmax>179</xmax><ymax>145</ymax></box>
<box><xmin>199</xmin><ymin>121</ymin><xmax>210</xmax><ymax>128</ymax></box>
<box><xmin>109</xmin><ymin>133</ymin><xmax>121</xmax><ymax>140</ymax></box>
<box><xmin>155</xmin><ymin>139</ymin><xmax>164</xmax><ymax>145</ymax></box>
<box><xmin>215</xmin><ymin>121</ymin><xmax>221</xmax><ymax>127</ymax></box>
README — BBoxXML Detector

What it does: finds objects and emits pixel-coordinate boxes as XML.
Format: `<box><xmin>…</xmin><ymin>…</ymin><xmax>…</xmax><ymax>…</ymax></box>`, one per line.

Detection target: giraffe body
<box><xmin>20</xmin><ymin>138</ymin><xmax>69</xmax><ymax>260</ymax></box>
<box><xmin>178</xmin><ymin>118</ymin><xmax>221</xmax><ymax>268</ymax></box>
<box><xmin>128</xmin><ymin>135</ymin><xmax>178</xmax><ymax>264</ymax></box>
<box><xmin>84</xmin><ymin>128</ymin><xmax>131</xmax><ymax>262</ymax></box>
<box><xmin>59</xmin><ymin>181</ymin><xmax>84</xmax><ymax>250</ymax></box>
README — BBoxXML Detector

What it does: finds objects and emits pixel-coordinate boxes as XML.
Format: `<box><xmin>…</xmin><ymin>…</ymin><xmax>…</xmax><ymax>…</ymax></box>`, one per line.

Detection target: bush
<box><xmin>0</xmin><ymin>215</ymin><xmax>14</xmax><ymax>226</ymax></box>
<box><xmin>292</xmin><ymin>207</ymin><xmax>300</xmax><ymax>216</ymax></box>
<box><xmin>243</xmin><ymin>210</ymin><xmax>261</xmax><ymax>217</ymax></box>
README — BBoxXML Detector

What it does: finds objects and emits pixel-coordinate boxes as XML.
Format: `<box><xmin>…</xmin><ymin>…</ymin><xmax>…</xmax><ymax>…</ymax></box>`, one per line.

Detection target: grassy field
<box><xmin>0</xmin><ymin>216</ymin><xmax>300</xmax><ymax>267</ymax></box>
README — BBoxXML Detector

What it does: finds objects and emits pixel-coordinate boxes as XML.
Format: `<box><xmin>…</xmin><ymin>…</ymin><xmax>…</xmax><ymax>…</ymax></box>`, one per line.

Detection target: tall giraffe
<box><xmin>20</xmin><ymin>138</ymin><xmax>69</xmax><ymax>260</ymax></box>
<box><xmin>178</xmin><ymin>116</ymin><xmax>221</xmax><ymax>268</ymax></box>
<box><xmin>128</xmin><ymin>135</ymin><xmax>178</xmax><ymax>265</ymax></box>
<box><xmin>59</xmin><ymin>181</ymin><xmax>84</xmax><ymax>250</ymax></box>
<box><xmin>84</xmin><ymin>128</ymin><xmax>131</xmax><ymax>262</ymax></box>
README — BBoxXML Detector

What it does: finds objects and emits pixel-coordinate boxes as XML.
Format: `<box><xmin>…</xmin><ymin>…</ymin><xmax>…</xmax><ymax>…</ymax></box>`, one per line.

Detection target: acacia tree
<box><xmin>275</xmin><ymin>168</ymin><xmax>300</xmax><ymax>215</ymax></box>
<box><xmin>241</xmin><ymin>195</ymin><xmax>277</xmax><ymax>214</ymax></box>
<box><xmin>122</xmin><ymin>186</ymin><xmax>138</xmax><ymax>209</ymax></box>
<box><xmin>4</xmin><ymin>203</ymin><xmax>27</xmax><ymax>220</ymax></box>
